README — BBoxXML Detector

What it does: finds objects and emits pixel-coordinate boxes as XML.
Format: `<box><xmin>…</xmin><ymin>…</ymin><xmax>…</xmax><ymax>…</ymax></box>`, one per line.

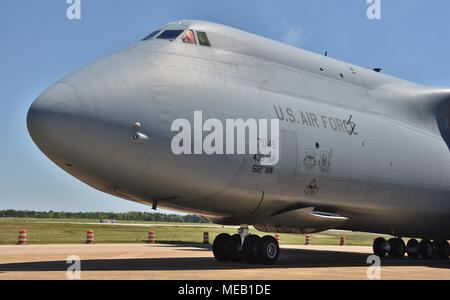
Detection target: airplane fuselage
<box><xmin>27</xmin><ymin>20</ymin><xmax>450</xmax><ymax>241</ymax></box>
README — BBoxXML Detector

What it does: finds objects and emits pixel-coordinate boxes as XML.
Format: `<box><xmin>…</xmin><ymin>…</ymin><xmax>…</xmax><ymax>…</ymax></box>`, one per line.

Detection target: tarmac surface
<box><xmin>0</xmin><ymin>243</ymin><xmax>448</xmax><ymax>280</ymax></box>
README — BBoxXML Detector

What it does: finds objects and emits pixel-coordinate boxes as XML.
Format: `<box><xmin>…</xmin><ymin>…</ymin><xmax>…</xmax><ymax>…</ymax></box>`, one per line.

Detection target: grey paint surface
<box><xmin>27</xmin><ymin>20</ymin><xmax>450</xmax><ymax>239</ymax></box>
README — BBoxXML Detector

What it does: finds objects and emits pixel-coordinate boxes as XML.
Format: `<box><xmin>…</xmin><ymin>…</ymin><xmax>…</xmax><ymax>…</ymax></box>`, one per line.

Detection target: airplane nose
<box><xmin>27</xmin><ymin>83</ymin><xmax>84</xmax><ymax>157</ymax></box>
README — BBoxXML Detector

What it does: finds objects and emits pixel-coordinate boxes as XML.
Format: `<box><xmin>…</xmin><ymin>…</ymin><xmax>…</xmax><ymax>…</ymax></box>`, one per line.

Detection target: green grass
<box><xmin>0</xmin><ymin>218</ymin><xmax>202</xmax><ymax>226</ymax></box>
<box><xmin>0</xmin><ymin>218</ymin><xmax>388</xmax><ymax>246</ymax></box>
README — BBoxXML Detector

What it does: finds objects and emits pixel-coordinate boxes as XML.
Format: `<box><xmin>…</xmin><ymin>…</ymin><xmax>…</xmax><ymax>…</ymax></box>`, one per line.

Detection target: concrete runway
<box><xmin>0</xmin><ymin>244</ymin><xmax>448</xmax><ymax>280</ymax></box>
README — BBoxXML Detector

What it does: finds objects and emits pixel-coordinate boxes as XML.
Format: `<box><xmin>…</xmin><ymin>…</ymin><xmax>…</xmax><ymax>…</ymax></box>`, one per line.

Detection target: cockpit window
<box><xmin>182</xmin><ymin>30</ymin><xmax>196</xmax><ymax>45</ymax></box>
<box><xmin>197</xmin><ymin>31</ymin><xmax>211</xmax><ymax>47</ymax></box>
<box><xmin>142</xmin><ymin>30</ymin><xmax>161</xmax><ymax>41</ymax></box>
<box><xmin>156</xmin><ymin>30</ymin><xmax>184</xmax><ymax>41</ymax></box>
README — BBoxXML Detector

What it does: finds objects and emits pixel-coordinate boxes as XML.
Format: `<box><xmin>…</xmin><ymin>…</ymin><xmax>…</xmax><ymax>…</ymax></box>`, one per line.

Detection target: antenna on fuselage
<box><xmin>373</xmin><ymin>68</ymin><xmax>383</xmax><ymax>73</ymax></box>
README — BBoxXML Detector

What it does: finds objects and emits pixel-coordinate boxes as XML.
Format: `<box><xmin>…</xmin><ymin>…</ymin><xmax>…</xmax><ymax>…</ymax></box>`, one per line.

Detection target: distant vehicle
<box><xmin>100</xmin><ymin>219</ymin><xmax>117</xmax><ymax>224</ymax></box>
<box><xmin>28</xmin><ymin>20</ymin><xmax>450</xmax><ymax>265</ymax></box>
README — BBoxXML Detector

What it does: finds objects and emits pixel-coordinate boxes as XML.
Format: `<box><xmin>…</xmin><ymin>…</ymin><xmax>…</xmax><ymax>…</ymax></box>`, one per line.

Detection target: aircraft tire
<box><xmin>242</xmin><ymin>235</ymin><xmax>261</xmax><ymax>264</ymax></box>
<box><xmin>388</xmin><ymin>238</ymin><xmax>406</xmax><ymax>258</ymax></box>
<box><xmin>419</xmin><ymin>239</ymin><xmax>433</xmax><ymax>259</ymax></box>
<box><xmin>257</xmin><ymin>236</ymin><xmax>280</xmax><ymax>265</ymax></box>
<box><xmin>434</xmin><ymin>240</ymin><xmax>450</xmax><ymax>259</ymax></box>
<box><xmin>406</xmin><ymin>239</ymin><xmax>420</xmax><ymax>259</ymax></box>
<box><xmin>373</xmin><ymin>237</ymin><xmax>388</xmax><ymax>257</ymax></box>
<box><xmin>229</xmin><ymin>234</ymin><xmax>245</xmax><ymax>262</ymax></box>
<box><xmin>212</xmin><ymin>233</ymin><xmax>232</xmax><ymax>262</ymax></box>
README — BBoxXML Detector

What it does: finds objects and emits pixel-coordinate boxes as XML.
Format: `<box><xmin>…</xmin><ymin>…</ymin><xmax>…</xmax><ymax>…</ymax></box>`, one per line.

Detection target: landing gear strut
<box><xmin>212</xmin><ymin>226</ymin><xmax>280</xmax><ymax>265</ymax></box>
<box><xmin>372</xmin><ymin>237</ymin><xmax>450</xmax><ymax>260</ymax></box>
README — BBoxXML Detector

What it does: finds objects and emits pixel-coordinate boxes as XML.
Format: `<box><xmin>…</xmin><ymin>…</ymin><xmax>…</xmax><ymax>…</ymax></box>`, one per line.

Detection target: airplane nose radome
<box><xmin>27</xmin><ymin>83</ymin><xmax>84</xmax><ymax>157</ymax></box>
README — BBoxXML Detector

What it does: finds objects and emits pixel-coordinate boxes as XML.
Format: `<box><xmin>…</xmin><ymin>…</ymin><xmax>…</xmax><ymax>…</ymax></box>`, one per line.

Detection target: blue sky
<box><xmin>1</xmin><ymin>0</ymin><xmax>450</xmax><ymax>213</ymax></box>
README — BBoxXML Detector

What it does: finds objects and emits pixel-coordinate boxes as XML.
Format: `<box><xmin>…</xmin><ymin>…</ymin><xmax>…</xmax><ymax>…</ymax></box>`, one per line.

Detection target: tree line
<box><xmin>0</xmin><ymin>210</ymin><xmax>209</xmax><ymax>223</ymax></box>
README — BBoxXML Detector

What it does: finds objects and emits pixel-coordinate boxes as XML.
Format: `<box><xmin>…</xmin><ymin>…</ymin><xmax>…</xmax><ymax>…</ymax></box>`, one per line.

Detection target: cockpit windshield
<box><xmin>142</xmin><ymin>30</ymin><xmax>161</xmax><ymax>41</ymax></box>
<box><xmin>182</xmin><ymin>30</ymin><xmax>196</xmax><ymax>44</ymax></box>
<box><xmin>142</xmin><ymin>26</ymin><xmax>212</xmax><ymax>47</ymax></box>
<box><xmin>197</xmin><ymin>31</ymin><xmax>211</xmax><ymax>47</ymax></box>
<box><xmin>156</xmin><ymin>30</ymin><xmax>184</xmax><ymax>41</ymax></box>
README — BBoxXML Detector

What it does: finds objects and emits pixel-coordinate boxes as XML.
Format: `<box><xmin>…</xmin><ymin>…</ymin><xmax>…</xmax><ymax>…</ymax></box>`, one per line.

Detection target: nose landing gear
<box><xmin>212</xmin><ymin>226</ymin><xmax>280</xmax><ymax>265</ymax></box>
<box><xmin>372</xmin><ymin>237</ymin><xmax>450</xmax><ymax>260</ymax></box>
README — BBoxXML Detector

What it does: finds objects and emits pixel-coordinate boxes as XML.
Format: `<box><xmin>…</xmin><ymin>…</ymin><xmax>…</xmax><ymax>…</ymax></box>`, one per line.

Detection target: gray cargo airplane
<box><xmin>27</xmin><ymin>20</ymin><xmax>450</xmax><ymax>265</ymax></box>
